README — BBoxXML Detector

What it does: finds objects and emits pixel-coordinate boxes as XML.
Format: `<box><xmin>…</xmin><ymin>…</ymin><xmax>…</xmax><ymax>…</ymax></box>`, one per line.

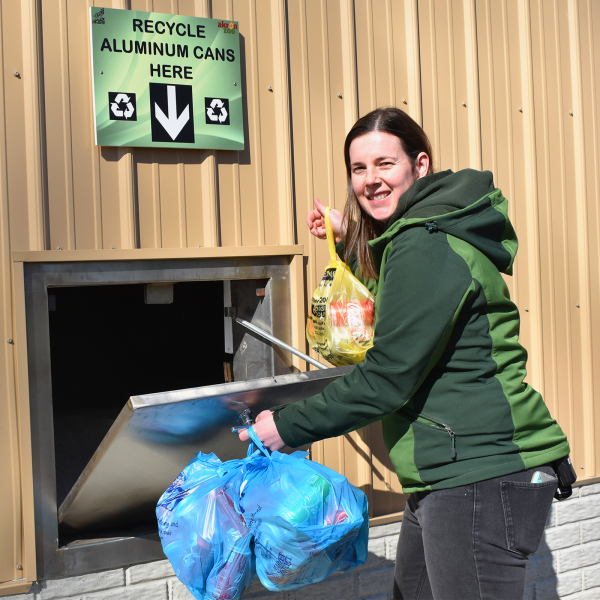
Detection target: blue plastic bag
<box><xmin>240</xmin><ymin>427</ymin><xmax>369</xmax><ymax>591</ymax></box>
<box><xmin>156</xmin><ymin>451</ymin><xmax>256</xmax><ymax>600</ymax></box>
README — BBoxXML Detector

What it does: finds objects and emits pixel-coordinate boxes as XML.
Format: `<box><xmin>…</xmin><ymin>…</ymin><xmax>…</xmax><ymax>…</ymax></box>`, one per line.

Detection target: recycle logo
<box><xmin>207</xmin><ymin>99</ymin><xmax>227</xmax><ymax>122</ymax></box>
<box><xmin>108</xmin><ymin>92</ymin><xmax>137</xmax><ymax>121</ymax></box>
<box><xmin>205</xmin><ymin>97</ymin><xmax>230</xmax><ymax>125</ymax></box>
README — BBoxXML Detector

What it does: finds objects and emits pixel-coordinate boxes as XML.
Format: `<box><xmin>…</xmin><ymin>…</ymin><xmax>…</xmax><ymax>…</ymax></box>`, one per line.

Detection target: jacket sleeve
<box><xmin>274</xmin><ymin>228</ymin><xmax>474</xmax><ymax>448</ymax></box>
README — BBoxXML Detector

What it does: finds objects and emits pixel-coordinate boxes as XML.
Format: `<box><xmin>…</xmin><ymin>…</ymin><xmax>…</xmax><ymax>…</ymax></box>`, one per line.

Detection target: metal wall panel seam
<box><xmin>40</xmin><ymin>0</ymin><xmax>73</xmax><ymax>251</ymax></box>
<box><xmin>475</xmin><ymin>0</ymin><xmax>497</xmax><ymax>179</ymax></box>
<box><xmin>57</xmin><ymin>0</ymin><xmax>76</xmax><ymax>250</ymax></box>
<box><xmin>117</xmin><ymin>148</ymin><xmax>136</xmax><ymax>248</ymax></box>
<box><xmin>178</xmin><ymin>158</ymin><xmax>188</xmax><ymax>247</ymax></box>
<box><xmin>190</xmin><ymin>1</ymin><xmax>217</xmax><ymax>248</ymax></box>
<box><xmin>0</xmin><ymin>14</ymin><xmax>22</xmax><ymax>578</ymax></box>
<box><xmin>241</xmin><ymin>0</ymin><xmax>265</xmax><ymax>247</ymax></box>
<box><xmin>158</xmin><ymin>155</ymin><xmax>191</xmax><ymax>248</ymax></box>
<box><xmin>186</xmin><ymin>0</ymin><xmax>217</xmax><ymax>246</ymax></box>
<box><xmin>68</xmin><ymin>0</ymin><xmax>103</xmax><ymax>249</ymax></box>
<box><xmin>384</xmin><ymin>0</ymin><xmax>395</xmax><ymax>106</ymax></box>
<box><xmin>11</xmin><ymin>262</ymin><xmax>36</xmax><ymax>582</ymax></box>
<box><xmin>462</xmin><ymin>0</ymin><xmax>482</xmax><ymax>170</ymax></box>
<box><xmin>135</xmin><ymin>151</ymin><xmax>161</xmax><ymax>248</ymax></box>
<box><xmin>238</xmin><ymin>0</ymin><xmax>265</xmax><ymax>247</ymax></box>
<box><xmin>288</xmin><ymin>253</ymin><xmax>305</xmax><ymax>372</ymax></box>
<box><xmin>529</xmin><ymin>0</ymin><xmax>559</xmax><ymax>419</ymax></box>
<box><xmin>287</xmin><ymin>0</ymin><xmax>316</xmax><ymax>313</ymax></box>
<box><xmin>199</xmin><ymin>152</ymin><xmax>218</xmax><ymax>247</ymax></box>
<box><xmin>566</xmin><ymin>0</ymin><xmax>595</xmax><ymax>477</ymax></box>
<box><xmin>516</xmin><ymin>0</ymin><xmax>544</xmax><ymax>396</ymax></box>
<box><xmin>402</xmin><ymin>0</ymin><xmax>422</xmax><ymax>125</ymax></box>
<box><xmin>418</xmin><ymin>0</ymin><xmax>440</xmax><ymax>170</ymax></box>
<box><xmin>286</xmin><ymin>0</ymin><xmax>311</xmax><ymax>252</ymax></box>
<box><xmin>497</xmin><ymin>0</ymin><xmax>518</xmax><ymax>307</ymax></box>
<box><xmin>213</xmin><ymin>0</ymin><xmax>241</xmax><ymax>247</ymax></box>
<box><xmin>345</xmin><ymin>431</ymin><xmax>374</xmax><ymax>517</ymax></box>
<box><xmin>91</xmin><ymin>2</ymin><xmax>107</xmax><ymax>250</ymax></box>
<box><xmin>355</xmin><ymin>0</ymin><xmax>376</xmax><ymax>116</ymax></box>
<box><xmin>188</xmin><ymin>0</ymin><xmax>218</xmax><ymax>247</ymax></box>
<box><xmin>443</xmin><ymin>0</ymin><xmax>459</xmax><ymax>171</ymax></box>
<box><xmin>549</xmin><ymin>0</ymin><xmax>576</xmax><ymax>449</ymax></box>
<box><xmin>21</xmin><ymin>0</ymin><xmax>46</xmax><ymax>251</ymax></box>
<box><xmin>579</xmin><ymin>0</ymin><xmax>600</xmax><ymax>476</ymax></box>
<box><xmin>269</xmin><ymin>0</ymin><xmax>293</xmax><ymax>245</ymax></box>
<box><xmin>339</xmin><ymin>0</ymin><xmax>358</xmax><ymax>129</ymax></box>
<box><xmin>319</xmin><ymin>2</ymin><xmax>336</xmax><ymax>214</ymax></box>
<box><xmin>552</xmin><ymin>0</ymin><xmax>583</xmax><ymax>469</ymax></box>
<box><xmin>370</xmin><ymin>0</ymin><xmax>394</xmax><ymax>107</ymax></box>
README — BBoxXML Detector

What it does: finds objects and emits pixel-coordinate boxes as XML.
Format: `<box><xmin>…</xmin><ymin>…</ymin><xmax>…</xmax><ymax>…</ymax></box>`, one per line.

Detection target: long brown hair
<box><xmin>343</xmin><ymin>107</ymin><xmax>434</xmax><ymax>280</ymax></box>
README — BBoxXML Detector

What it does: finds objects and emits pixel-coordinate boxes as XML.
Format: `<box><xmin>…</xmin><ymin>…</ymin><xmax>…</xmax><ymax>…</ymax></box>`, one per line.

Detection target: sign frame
<box><xmin>89</xmin><ymin>7</ymin><xmax>244</xmax><ymax>150</ymax></box>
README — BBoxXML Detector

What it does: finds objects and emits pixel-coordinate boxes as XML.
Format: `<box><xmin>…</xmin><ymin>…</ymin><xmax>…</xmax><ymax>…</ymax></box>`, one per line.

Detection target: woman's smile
<box><xmin>366</xmin><ymin>191</ymin><xmax>391</xmax><ymax>202</ymax></box>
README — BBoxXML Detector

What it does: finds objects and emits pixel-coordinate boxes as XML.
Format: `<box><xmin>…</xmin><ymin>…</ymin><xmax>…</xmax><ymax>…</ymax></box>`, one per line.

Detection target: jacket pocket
<box><xmin>398</xmin><ymin>407</ymin><xmax>456</xmax><ymax>460</ymax></box>
<box><xmin>500</xmin><ymin>479</ymin><xmax>556</xmax><ymax>556</ymax></box>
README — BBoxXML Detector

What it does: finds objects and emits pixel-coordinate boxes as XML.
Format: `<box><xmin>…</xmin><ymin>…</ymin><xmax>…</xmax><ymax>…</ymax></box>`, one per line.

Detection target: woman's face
<box><xmin>349</xmin><ymin>131</ymin><xmax>429</xmax><ymax>223</ymax></box>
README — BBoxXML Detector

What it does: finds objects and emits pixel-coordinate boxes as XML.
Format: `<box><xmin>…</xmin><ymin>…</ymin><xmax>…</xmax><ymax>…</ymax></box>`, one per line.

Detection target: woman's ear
<box><xmin>414</xmin><ymin>152</ymin><xmax>430</xmax><ymax>180</ymax></box>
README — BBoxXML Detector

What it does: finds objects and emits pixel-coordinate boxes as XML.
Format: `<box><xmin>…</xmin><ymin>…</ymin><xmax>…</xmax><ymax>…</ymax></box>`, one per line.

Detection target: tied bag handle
<box><xmin>324</xmin><ymin>207</ymin><xmax>337</xmax><ymax>263</ymax></box>
<box><xmin>247</xmin><ymin>425</ymin><xmax>271</xmax><ymax>458</ymax></box>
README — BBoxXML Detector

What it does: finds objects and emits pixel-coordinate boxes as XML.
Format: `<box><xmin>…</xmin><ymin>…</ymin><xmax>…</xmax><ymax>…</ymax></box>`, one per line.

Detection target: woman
<box><xmin>239</xmin><ymin>107</ymin><xmax>569</xmax><ymax>599</ymax></box>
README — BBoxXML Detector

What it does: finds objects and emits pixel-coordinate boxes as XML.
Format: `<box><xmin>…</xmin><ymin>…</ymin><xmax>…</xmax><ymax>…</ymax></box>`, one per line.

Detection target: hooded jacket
<box><xmin>275</xmin><ymin>169</ymin><xmax>569</xmax><ymax>493</ymax></box>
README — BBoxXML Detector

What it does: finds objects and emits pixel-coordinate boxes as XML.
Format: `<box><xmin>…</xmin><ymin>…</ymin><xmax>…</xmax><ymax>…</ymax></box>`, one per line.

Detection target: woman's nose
<box><xmin>365</xmin><ymin>166</ymin><xmax>381</xmax><ymax>185</ymax></box>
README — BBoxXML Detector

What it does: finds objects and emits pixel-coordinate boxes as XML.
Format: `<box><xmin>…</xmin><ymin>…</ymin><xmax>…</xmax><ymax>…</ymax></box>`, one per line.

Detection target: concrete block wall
<box><xmin>7</xmin><ymin>482</ymin><xmax>600</xmax><ymax>600</ymax></box>
<box><xmin>523</xmin><ymin>483</ymin><xmax>600</xmax><ymax>600</ymax></box>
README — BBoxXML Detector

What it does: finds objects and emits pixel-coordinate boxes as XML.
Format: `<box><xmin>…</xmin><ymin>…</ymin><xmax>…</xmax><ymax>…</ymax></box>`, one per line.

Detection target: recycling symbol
<box><xmin>206</xmin><ymin>98</ymin><xmax>227</xmax><ymax>123</ymax></box>
<box><xmin>111</xmin><ymin>94</ymin><xmax>134</xmax><ymax>118</ymax></box>
<box><xmin>205</xmin><ymin>97</ymin><xmax>230</xmax><ymax>125</ymax></box>
<box><xmin>108</xmin><ymin>92</ymin><xmax>137</xmax><ymax>121</ymax></box>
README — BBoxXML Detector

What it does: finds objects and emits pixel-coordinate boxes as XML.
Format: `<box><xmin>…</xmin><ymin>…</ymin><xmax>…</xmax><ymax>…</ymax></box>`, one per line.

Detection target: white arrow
<box><xmin>154</xmin><ymin>85</ymin><xmax>190</xmax><ymax>140</ymax></box>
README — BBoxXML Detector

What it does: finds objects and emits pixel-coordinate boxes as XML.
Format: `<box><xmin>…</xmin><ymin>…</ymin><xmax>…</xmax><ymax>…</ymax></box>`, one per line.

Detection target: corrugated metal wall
<box><xmin>2</xmin><ymin>0</ymin><xmax>600</xmax><ymax>588</ymax></box>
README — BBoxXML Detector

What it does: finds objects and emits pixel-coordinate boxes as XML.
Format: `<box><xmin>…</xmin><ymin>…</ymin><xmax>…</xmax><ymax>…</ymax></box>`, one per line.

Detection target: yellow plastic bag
<box><xmin>306</xmin><ymin>208</ymin><xmax>375</xmax><ymax>367</ymax></box>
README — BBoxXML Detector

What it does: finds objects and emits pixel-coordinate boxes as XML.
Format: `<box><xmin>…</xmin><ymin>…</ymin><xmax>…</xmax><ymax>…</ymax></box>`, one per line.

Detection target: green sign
<box><xmin>89</xmin><ymin>7</ymin><xmax>244</xmax><ymax>150</ymax></box>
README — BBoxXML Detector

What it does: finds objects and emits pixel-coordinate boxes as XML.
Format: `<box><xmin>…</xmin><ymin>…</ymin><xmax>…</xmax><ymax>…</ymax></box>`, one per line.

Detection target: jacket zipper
<box><xmin>398</xmin><ymin>406</ymin><xmax>456</xmax><ymax>459</ymax></box>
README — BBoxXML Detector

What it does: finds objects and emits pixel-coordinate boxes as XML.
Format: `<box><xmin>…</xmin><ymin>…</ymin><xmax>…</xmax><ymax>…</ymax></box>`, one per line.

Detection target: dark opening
<box><xmin>49</xmin><ymin>281</ymin><xmax>228</xmax><ymax>510</ymax></box>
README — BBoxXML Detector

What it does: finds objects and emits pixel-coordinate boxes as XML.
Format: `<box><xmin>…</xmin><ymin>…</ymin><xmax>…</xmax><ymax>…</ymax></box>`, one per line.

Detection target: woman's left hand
<box><xmin>238</xmin><ymin>410</ymin><xmax>285</xmax><ymax>451</ymax></box>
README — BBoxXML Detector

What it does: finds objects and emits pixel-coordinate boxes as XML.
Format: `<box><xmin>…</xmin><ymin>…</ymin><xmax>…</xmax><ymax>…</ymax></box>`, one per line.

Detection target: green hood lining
<box><xmin>387</xmin><ymin>169</ymin><xmax>496</xmax><ymax>226</ymax></box>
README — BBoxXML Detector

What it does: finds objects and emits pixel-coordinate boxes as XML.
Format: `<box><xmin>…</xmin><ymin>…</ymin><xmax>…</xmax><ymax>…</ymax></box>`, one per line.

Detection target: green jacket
<box><xmin>275</xmin><ymin>169</ymin><xmax>569</xmax><ymax>493</ymax></box>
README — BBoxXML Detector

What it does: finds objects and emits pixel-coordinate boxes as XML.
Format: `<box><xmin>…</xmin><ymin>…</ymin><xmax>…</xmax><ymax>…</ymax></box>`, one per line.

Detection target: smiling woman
<box><xmin>240</xmin><ymin>107</ymin><xmax>572</xmax><ymax>600</ymax></box>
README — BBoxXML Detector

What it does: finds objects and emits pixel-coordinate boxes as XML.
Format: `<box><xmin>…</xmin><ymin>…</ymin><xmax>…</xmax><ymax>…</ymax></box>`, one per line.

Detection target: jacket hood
<box><xmin>370</xmin><ymin>169</ymin><xmax>518</xmax><ymax>275</ymax></box>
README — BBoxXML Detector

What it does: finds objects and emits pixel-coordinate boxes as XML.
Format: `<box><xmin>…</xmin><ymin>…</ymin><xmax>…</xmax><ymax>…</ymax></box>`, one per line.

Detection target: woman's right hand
<box><xmin>306</xmin><ymin>198</ymin><xmax>347</xmax><ymax>243</ymax></box>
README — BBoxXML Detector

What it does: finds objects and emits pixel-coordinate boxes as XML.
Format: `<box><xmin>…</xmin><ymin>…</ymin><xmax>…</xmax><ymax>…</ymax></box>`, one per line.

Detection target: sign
<box><xmin>89</xmin><ymin>7</ymin><xmax>244</xmax><ymax>150</ymax></box>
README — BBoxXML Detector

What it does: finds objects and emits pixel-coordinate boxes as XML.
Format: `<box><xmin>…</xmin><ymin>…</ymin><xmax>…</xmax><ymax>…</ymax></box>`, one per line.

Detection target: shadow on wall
<box><xmin>522</xmin><ymin>498</ymin><xmax>561</xmax><ymax>600</ymax></box>
<box><xmin>241</xmin><ymin>549</ymin><xmax>397</xmax><ymax>600</ymax></box>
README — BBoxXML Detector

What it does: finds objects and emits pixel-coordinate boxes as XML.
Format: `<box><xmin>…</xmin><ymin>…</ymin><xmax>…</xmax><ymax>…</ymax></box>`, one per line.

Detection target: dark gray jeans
<box><xmin>393</xmin><ymin>464</ymin><xmax>557</xmax><ymax>600</ymax></box>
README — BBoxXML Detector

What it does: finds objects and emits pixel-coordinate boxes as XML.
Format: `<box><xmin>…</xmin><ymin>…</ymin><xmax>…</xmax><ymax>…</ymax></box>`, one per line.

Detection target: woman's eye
<box><xmin>353</xmin><ymin>167</ymin><xmax>365</xmax><ymax>174</ymax></box>
<box><xmin>379</xmin><ymin>162</ymin><xmax>393</xmax><ymax>167</ymax></box>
